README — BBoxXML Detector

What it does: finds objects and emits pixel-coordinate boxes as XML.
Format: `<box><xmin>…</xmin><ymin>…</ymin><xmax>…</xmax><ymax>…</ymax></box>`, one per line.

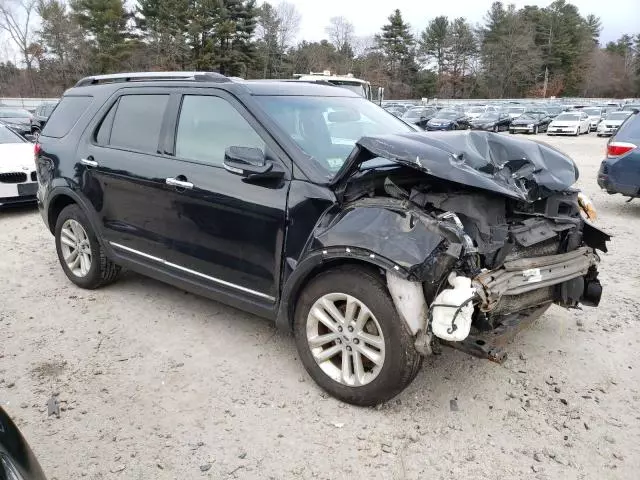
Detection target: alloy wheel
<box><xmin>59</xmin><ymin>219</ymin><xmax>92</xmax><ymax>277</ymax></box>
<box><xmin>306</xmin><ymin>293</ymin><xmax>385</xmax><ymax>387</ymax></box>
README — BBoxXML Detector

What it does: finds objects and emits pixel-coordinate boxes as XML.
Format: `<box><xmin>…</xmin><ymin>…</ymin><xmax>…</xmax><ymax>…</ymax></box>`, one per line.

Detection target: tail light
<box><xmin>606</xmin><ymin>142</ymin><xmax>636</xmax><ymax>158</ymax></box>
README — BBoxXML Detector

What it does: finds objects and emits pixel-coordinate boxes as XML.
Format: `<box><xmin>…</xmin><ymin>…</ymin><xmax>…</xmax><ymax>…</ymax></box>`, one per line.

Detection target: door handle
<box><xmin>80</xmin><ymin>158</ymin><xmax>98</xmax><ymax>167</ymax></box>
<box><xmin>166</xmin><ymin>177</ymin><xmax>194</xmax><ymax>189</ymax></box>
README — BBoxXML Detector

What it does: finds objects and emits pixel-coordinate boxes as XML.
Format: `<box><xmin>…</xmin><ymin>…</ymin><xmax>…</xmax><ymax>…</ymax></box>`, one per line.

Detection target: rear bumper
<box><xmin>598</xmin><ymin>159</ymin><xmax>640</xmax><ymax>197</ymax></box>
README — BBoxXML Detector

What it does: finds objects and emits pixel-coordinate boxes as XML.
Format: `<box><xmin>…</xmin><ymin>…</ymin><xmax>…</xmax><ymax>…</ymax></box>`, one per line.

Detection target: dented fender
<box><xmin>276</xmin><ymin>198</ymin><xmax>468</xmax><ymax>331</ymax></box>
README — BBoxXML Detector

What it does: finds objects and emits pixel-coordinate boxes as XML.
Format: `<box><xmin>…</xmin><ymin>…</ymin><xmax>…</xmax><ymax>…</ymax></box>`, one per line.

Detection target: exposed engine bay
<box><xmin>317</xmin><ymin>131</ymin><xmax>611</xmax><ymax>358</ymax></box>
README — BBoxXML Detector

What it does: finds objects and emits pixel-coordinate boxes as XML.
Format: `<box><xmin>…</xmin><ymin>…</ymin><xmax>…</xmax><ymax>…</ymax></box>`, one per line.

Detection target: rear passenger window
<box><xmin>616</xmin><ymin>113</ymin><xmax>640</xmax><ymax>139</ymax></box>
<box><xmin>95</xmin><ymin>103</ymin><xmax>117</xmax><ymax>145</ymax></box>
<box><xmin>175</xmin><ymin>95</ymin><xmax>265</xmax><ymax>166</ymax></box>
<box><xmin>109</xmin><ymin>95</ymin><xmax>168</xmax><ymax>153</ymax></box>
<box><xmin>41</xmin><ymin>96</ymin><xmax>92</xmax><ymax>138</ymax></box>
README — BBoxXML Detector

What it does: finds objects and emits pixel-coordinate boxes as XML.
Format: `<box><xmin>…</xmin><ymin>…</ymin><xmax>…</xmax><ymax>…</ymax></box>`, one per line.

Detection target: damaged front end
<box><xmin>322</xmin><ymin>131</ymin><xmax>610</xmax><ymax>362</ymax></box>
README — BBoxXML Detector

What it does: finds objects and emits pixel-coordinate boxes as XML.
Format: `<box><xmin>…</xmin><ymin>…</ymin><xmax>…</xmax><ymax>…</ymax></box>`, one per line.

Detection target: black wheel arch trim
<box><xmin>46</xmin><ymin>186</ymin><xmax>103</xmax><ymax>243</ymax></box>
<box><xmin>275</xmin><ymin>247</ymin><xmax>410</xmax><ymax>331</ymax></box>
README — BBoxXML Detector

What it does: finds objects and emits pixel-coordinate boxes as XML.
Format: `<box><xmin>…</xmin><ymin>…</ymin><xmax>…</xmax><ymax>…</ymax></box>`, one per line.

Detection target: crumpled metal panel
<box><xmin>332</xmin><ymin>130</ymin><xmax>579</xmax><ymax>202</ymax></box>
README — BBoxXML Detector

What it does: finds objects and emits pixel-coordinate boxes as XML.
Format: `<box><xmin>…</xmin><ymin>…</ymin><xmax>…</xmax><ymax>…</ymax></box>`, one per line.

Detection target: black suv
<box><xmin>36</xmin><ymin>72</ymin><xmax>609</xmax><ymax>406</ymax></box>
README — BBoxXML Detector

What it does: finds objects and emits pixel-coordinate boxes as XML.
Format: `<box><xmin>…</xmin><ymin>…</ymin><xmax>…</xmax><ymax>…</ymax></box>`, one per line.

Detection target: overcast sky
<box><xmin>280</xmin><ymin>0</ymin><xmax>639</xmax><ymax>45</ymax></box>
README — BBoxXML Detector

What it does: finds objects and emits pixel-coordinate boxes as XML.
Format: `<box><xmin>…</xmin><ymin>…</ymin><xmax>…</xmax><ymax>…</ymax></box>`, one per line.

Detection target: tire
<box><xmin>294</xmin><ymin>266</ymin><xmax>422</xmax><ymax>406</ymax></box>
<box><xmin>55</xmin><ymin>204</ymin><xmax>120</xmax><ymax>289</ymax></box>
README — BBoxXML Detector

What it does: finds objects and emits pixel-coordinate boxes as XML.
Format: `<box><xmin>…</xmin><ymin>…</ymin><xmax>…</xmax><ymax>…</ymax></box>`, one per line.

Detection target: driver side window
<box><xmin>175</xmin><ymin>95</ymin><xmax>265</xmax><ymax>167</ymax></box>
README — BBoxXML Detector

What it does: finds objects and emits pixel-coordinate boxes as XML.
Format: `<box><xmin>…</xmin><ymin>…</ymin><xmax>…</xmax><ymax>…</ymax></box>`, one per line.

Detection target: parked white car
<box><xmin>582</xmin><ymin>107</ymin><xmax>605</xmax><ymax>131</ymax></box>
<box><xmin>596</xmin><ymin>111</ymin><xmax>633</xmax><ymax>137</ymax></box>
<box><xmin>0</xmin><ymin>124</ymin><xmax>38</xmax><ymax>207</ymax></box>
<box><xmin>547</xmin><ymin>112</ymin><xmax>591</xmax><ymax>136</ymax></box>
<box><xmin>465</xmin><ymin>105</ymin><xmax>498</xmax><ymax>120</ymax></box>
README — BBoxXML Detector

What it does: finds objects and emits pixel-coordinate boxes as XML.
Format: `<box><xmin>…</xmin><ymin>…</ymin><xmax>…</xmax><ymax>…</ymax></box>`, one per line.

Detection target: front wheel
<box><xmin>294</xmin><ymin>266</ymin><xmax>422</xmax><ymax>406</ymax></box>
<box><xmin>55</xmin><ymin>204</ymin><xmax>121</xmax><ymax>289</ymax></box>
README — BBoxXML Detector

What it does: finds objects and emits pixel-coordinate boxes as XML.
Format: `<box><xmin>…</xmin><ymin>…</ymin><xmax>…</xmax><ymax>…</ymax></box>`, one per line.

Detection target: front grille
<box><xmin>0</xmin><ymin>172</ymin><xmax>27</xmax><ymax>184</ymax></box>
<box><xmin>505</xmin><ymin>239</ymin><xmax>560</xmax><ymax>261</ymax></box>
<box><xmin>30</xmin><ymin>171</ymin><xmax>37</xmax><ymax>181</ymax></box>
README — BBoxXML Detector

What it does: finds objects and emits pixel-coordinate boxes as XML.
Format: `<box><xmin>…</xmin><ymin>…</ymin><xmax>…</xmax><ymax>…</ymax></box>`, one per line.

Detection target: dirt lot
<box><xmin>1</xmin><ymin>133</ymin><xmax>639</xmax><ymax>480</ymax></box>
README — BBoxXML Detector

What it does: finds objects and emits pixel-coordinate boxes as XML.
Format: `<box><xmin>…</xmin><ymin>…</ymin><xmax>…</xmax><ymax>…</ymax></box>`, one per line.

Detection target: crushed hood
<box><xmin>331</xmin><ymin>131</ymin><xmax>579</xmax><ymax>202</ymax></box>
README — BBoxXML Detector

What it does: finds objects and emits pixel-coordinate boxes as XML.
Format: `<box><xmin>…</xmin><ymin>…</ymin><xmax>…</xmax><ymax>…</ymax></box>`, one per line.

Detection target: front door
<box><xmin>148</xmin><ymin>91</ymin><xmax>290</xmax><ymax>302</ymax></box>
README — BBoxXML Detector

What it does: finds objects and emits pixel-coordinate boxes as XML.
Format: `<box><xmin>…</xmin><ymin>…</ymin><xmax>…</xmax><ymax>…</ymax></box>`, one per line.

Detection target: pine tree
<box><xmin>419</xmin><ymin>16</ymin><xmax>448</xmax><ymax>79</ymax></box>
<box><xmin>70</xmin><ymin>0</ymin><xmax>131</xmax><ymax>73</ymax></box>
<box><xmin>137</xmin><ymin>0</ymin><xmax>190</xmax><ymax>69</ymax></box>
<box><xmin>375</xmin><ymin>9</ymin><xmax>416</xmax><ymax>96</ymax></box>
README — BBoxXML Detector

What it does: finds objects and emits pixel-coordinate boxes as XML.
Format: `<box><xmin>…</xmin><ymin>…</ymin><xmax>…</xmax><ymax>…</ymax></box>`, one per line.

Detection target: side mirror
<box><xmin>223</xmin><ymin>146</ymin><xmax>284</xmax><ymax>181</ymax></box>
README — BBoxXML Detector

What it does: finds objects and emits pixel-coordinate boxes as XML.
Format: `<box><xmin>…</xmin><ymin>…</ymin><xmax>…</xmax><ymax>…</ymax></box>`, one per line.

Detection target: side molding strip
<box><xmin>110</xmin><ymin>241</ymin><xmax>275</xmax><ymax>302</ymax></box>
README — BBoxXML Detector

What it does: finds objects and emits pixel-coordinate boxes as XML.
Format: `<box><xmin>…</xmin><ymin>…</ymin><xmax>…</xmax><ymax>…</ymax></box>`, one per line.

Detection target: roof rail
<box><xmin>74</xmin><ymin>71</ymin><xmax>230</xmax><ymax>87</ymax></box>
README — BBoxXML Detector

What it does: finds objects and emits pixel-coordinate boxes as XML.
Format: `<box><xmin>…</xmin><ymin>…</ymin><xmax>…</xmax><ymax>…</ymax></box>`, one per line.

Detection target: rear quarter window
<box><xmin>41</xmin><ymin>96</ymin><xmax>92</xmax><ymax>138</ymax></box>
<box><xmin>615</xmin><ymin>113</ymin><xmax>640</xmax><ymax>140</ymax></box>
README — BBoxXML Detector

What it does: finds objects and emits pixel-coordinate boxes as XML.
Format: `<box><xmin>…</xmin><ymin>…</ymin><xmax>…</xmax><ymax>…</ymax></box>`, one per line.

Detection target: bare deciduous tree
<box><xmin>0</xmin><ymin>0</ymin><xmax>38</xmax><ymax>75</ymax></box>
<box><xmin>325</xmin><ymin>16</ymin><xmax>354</xmax><ymax>52</ymax></box>
<box><xmin>275</xmin><ymin>1</ymin><xmax>300</xmax><ymax>49</ymax></box>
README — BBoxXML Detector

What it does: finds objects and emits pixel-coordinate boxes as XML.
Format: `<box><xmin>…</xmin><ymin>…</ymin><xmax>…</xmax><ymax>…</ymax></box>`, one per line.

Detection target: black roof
<box><xmin>66</xmin><ymin>72</ymin><xmax>360</xmax><ymax>98</ymax></box>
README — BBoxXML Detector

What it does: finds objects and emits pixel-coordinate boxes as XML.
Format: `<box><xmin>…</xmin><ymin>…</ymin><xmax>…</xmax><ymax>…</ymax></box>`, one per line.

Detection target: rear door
<box><xmin>76</xmin><ymin>88</ymin><xmax>177</xmax><ymax>260</ymax></box>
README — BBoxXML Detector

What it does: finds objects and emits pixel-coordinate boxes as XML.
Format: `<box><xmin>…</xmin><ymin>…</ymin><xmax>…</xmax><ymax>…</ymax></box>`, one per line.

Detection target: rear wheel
<box><xmin>55</xmin><ymin>204</ymin><xmax>120</xmax><ymax>289</ymax></box>
<box><xmin>294</xmin><ymin>266</ymin><xmax>422</xmax><ymax>406</ymax></box>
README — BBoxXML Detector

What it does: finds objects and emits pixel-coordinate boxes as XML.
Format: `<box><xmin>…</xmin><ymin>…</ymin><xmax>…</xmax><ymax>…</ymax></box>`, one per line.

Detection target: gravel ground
<box><xmin>1</xmin><ymin>133</ymin><xmax>639</xmax><ymax>480</ymax></box>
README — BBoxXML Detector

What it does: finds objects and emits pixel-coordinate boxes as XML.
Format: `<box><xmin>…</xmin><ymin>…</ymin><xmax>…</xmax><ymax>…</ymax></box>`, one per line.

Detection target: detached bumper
<box><xmin>473</xmin><ymin>247</ymin><xmax>599</xmax><ymax>312</ymax></box>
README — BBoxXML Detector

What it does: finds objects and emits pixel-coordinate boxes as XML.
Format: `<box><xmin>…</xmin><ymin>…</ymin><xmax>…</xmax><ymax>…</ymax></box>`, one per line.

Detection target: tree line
<box><xmin>0</xmin><ymin>0</ymin><xmax>638</xmax><ymax>99</ymax></box>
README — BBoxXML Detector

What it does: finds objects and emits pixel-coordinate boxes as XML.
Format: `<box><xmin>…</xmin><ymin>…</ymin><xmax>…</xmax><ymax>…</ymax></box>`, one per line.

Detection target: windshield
<box><xmin>555</xmin><ymin>113</ymin><xmax>581</xmax><ymax>121</ymax></box>
<box><xmin>255</xmin><ymin>96</ymin><xmax>415</xmax><ymax>179</ymax></box>
<box><xmin>545</xmin><ymin>106</ymin><xmax>562</xmax><ymax>114</ymax></box>
<box><xmin>507</xmin><ymin>107</ymin><xmax>525</xmax><ymax>114</ymax></box>
<box><xmin>435</xmin><ymin>111</ymin><xmax>459</xmax><ymax>120</ymax></box>
<box><xmin>478</xmin><ymin>113</ymin><xmax>499</xmax><ymax>121</ymax></box>
<box><xmin>0</xmin><ymin>108</ymin><xmax>30</xmax><ymax>118</ymax></box>
<box><xmin>518</xmin><ymin>113</ymin><xmax>540</xmax><ymax>120</ymax></box>
<box><xmin>469</xmin><ymin>107</ymin><xmax>486</xmax><ymax>113</ymax></box>
<box><xmin>606</xmin><ymin>112</ymin><xmax>631</xmax><ymax>120</ymax></box>
<box><xmin>583</xmin><ymin>108</ymin><xmax>601</xmax><ymax>116</ymax></box>
<box><xmin>622</xmin><ymin>104</ymin><xmax>640</xmax><ymax>111</ymax></box>
<box><xmin>0</xmin><ymin>125</ymin><xmax>26</xmax><ymax>143</ymax></box>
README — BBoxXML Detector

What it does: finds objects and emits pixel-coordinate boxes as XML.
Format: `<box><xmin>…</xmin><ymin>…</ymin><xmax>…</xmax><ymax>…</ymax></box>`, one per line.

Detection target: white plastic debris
<box><xmin>430</xmin><ymin>273</ymin><xmax>476</xmax><ymax>342</ymax></box>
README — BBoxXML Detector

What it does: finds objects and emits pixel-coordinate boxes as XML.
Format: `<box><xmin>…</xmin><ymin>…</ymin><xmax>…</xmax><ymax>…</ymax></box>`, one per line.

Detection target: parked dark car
<box><xmin>36</xmin><ymin>72</ymin><xmax>608</xmax><ymax>406</ymax></box>
<box><xmin>30</xmin><ymin>103</ymin><xmax>58</xmax><ymax>133</ymax></box>
<box><xmin>0</xmin><ymin>108</ymin><xmax>33</xmax><ymax>136</ymax></box>
<box><xmin>469</xmin><ymin>112</ymin><xmax>511</xmax><ymax>132</ymax></box>
<box><xmin>598</xmin><ymin>111</ymin><xmax>640</xmax><ymax>199</ymax></box>
<box><xmin>401</xmin><ymin>106</ymin><xmax>437</xmax><ymax>129</ymax></box>
<box><xmin>0</xmin><ymin>407</ymin><xmax>48</xmax><ymax>479</ymax></box>
<box><xmin>509</xmin><ymin>111</ymin><xmax>552</xmax><ymax>134</ymax></box>
<box><xmin>425</xmin><ymin>110</ymin><xmax>470</xmax><ymax>130</ymax></box>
